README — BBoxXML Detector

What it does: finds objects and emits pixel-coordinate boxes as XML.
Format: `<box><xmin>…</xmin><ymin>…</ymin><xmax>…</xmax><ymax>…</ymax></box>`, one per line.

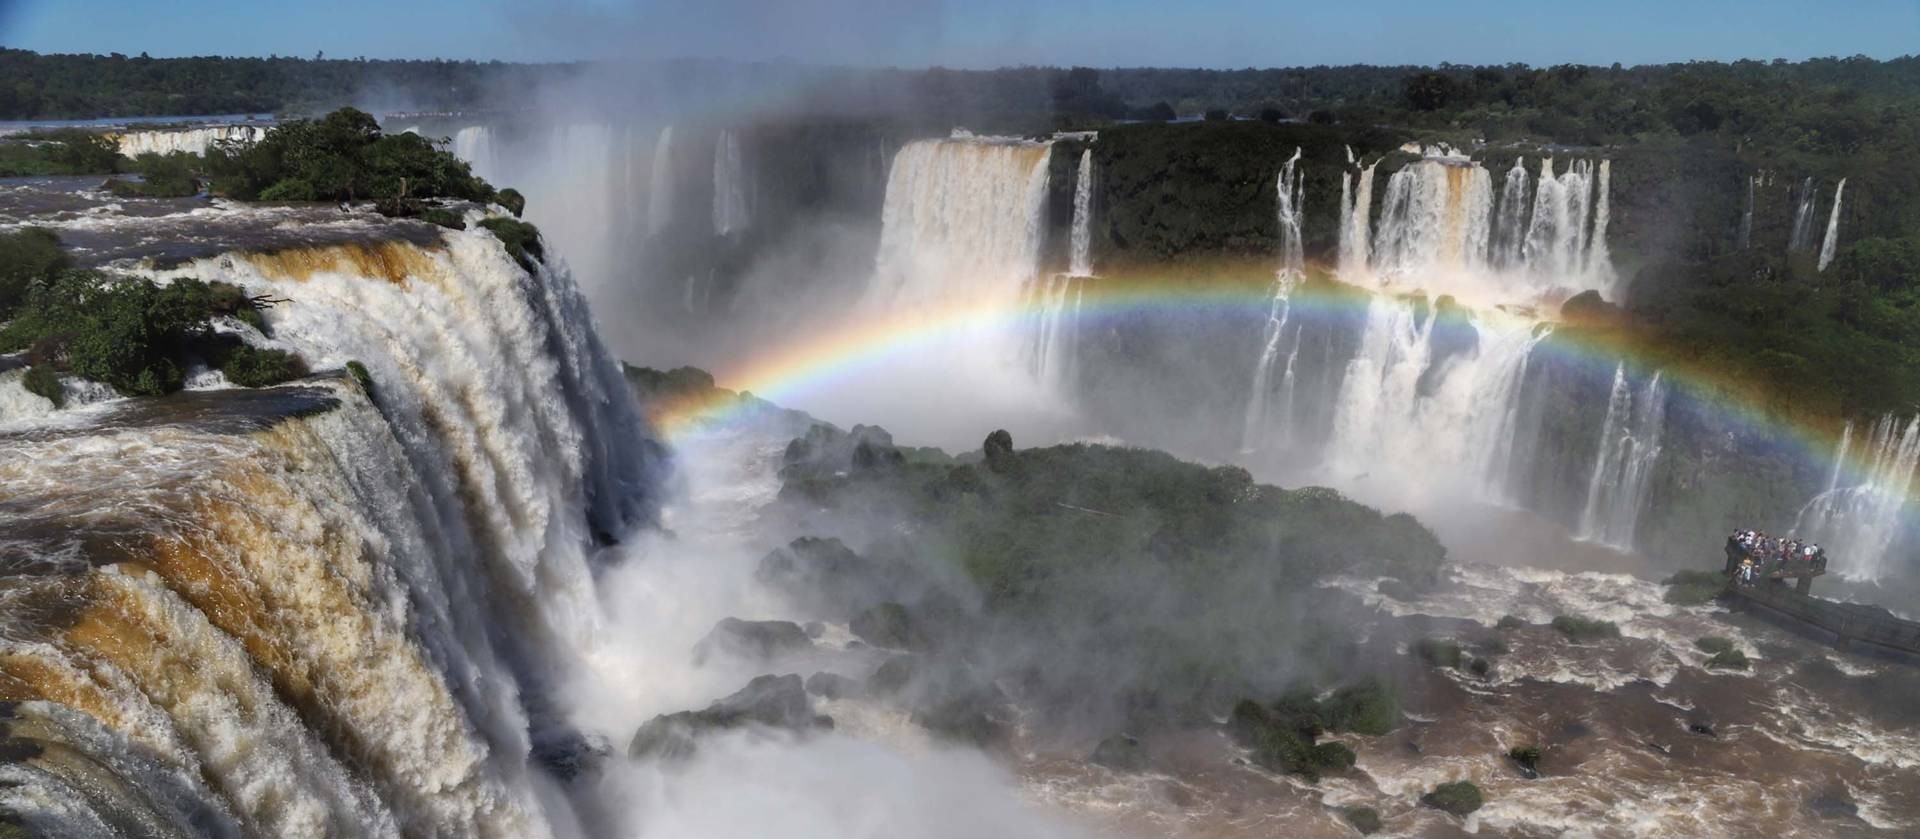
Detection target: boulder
<box><xmin>850</xmin><ymin>601</ymin><xmax>920</xmax><ymax>650</ymax></box>
<box><xmin>1090</xmin><ymin>734</ymin><xmax>1148</xmax><ymax>772</ymax></box>
<box><xmin>983</xmin><ymin>429</ymin><xmax>1016</xmax><ymax>474</ymax></box>
<box><xmin>805</xmin><ymin>671</ymin><xmax>863</xmax><ymax>700</ymax></box>
<box><xmin>692</xmin><ymin>618</ymin><xmax>812</xmax><ymax>665</ymax></box>
<box><xmin>867</xmin><ymin>654</ymin><xmax>916</xmax><ymax>696</ymax></box>
<box><xmin>628</xmin><ymin>674</ymin><xmax>831</xmax><ymax>761</ymax></box>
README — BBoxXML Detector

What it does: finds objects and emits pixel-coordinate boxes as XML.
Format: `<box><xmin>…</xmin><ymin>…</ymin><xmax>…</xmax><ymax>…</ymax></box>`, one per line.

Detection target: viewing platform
<box><xmin>1720</xmin><ymin>541</ymin><xmax>1920</xmax><ymax>659</ymax></box>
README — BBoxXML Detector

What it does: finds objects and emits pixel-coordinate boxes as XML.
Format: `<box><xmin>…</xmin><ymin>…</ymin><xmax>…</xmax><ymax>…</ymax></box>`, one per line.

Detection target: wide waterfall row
<box><xmin>1339</xmin><ymin>155</ymin><xmax>1615</xmax><ymax>305</ymax></box>
<box><xmin>0</xmin><ymin>218</ymin><xmax>657</xmax><ymax>837</ymax></box>
<box><xmin>116</xmin><ymin>124</ymin><xmax>268</xmax><ymax>157</ymax></box>
<box><xmin>1577</xmin><ymin>365</ymin><xmax>1670</xmax><ymax>550</ymax></box>
<box><xmin>1796</xmin><ymin>415</ymin><xmax>1920</xmax><ymax>581</ymax></box>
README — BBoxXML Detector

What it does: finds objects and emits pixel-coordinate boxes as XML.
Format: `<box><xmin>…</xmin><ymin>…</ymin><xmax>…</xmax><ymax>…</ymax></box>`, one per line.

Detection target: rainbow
<box><xmin>647</xmin><ymin>272</ymin><xmax>1898</xmax><ymax>498</ymax></box>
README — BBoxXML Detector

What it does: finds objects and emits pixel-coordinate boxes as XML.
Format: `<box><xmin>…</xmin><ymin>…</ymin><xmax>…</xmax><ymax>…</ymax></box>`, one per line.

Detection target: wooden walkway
<box><xmin>1726</xmin><ymin>580</ymin><xmax>1920</xmax><ymax>657</ymax></box>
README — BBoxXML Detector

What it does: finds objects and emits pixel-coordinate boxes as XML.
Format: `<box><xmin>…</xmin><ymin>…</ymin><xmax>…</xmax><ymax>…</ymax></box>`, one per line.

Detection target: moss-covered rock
<box><xmin>1552</xmin><ymin>615</ymin><xmax>1621</xmax><ymax>641</ymax></box>
<box><xmin>1664</xmin><ymin>570</ymin><xmax>1730</xmax><ymax>605</ymax></box>
<box><xmin>1420</xmin><ymin>780</ymin><xmax>1485</xmax><ymax>816</ymax></box>
<box><xmin>478</xmin><ymin>216</ymin><xmax>544</xmax><ymax>271</ymax></box>
<box><xmin>1415</xmin><ymin>637</ymin><xmax>1466</xmax><ymax>669</ymax></box>
<box><xmin>1706</xmin><ymin>648</ymin><xmax>1751</xmax><ymax>670</ymax></box>
<box><xmin>1090</xmin><ymin>733</ymin><xmax>1149</xmax><ymax>772</ymax></box>
<box><xmin>21</xmin><ymin>365</ymin><xmax>62</xmax><ymax>407</ymax></box>
<box><xmin>691</xmin><ymin>618</ymin><xmax>812</xmax><ymax>664</ymax></box>
<box><xmin>1338</xmin><ymin>805</ymin><xmax>1382</xmax><ymax>835</ymax></box>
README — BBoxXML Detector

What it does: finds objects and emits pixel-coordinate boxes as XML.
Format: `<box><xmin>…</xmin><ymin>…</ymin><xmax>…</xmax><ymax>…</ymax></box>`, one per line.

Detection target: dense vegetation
<box><xmin>203</xmin><ymin>107</ymin><xmax>497</xmax><ymax>208</ymax></box>
<box><xmin>0</xmin><ymin>229</ymin><xmax>303</xmax><ymax>402</ymax></box>
<box><xmin>0</xmin><ymin>129</ymin><xmax>120</xmax><ymax>176</ymax></box>
<box><xmin>773</xmin><ymin>423</ymin><xmax>1446</xmax><ymax>727</ymax></box>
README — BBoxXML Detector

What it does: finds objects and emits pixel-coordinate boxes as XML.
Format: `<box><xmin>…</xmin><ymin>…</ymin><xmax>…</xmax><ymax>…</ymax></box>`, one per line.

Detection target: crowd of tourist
<box><xmin>1724</xmin><ymin>530</ymin><xmax>1827</xmax><ymax>586</ymax></box>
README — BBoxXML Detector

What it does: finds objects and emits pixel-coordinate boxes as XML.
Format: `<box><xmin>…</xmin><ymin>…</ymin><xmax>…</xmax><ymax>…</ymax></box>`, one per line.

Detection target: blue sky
<box><xmin>2</xmin><ymin>0</ymin><xmax>1915</xmax><ymax>68</ymax></box>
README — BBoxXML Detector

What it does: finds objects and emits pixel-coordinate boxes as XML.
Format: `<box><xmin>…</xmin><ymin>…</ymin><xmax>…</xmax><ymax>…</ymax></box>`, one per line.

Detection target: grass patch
<box><xmin>1415</xmin><ymin>637</ymin><xmax>1465</xmax><ymax>669</ymax></box>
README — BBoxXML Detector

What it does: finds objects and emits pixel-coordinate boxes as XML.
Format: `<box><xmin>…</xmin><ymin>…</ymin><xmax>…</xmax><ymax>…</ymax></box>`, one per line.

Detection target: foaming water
<box><xmin>2</xmin><ymin>195</ymin><xmax>656</xmax><ymax>836</ymax></box>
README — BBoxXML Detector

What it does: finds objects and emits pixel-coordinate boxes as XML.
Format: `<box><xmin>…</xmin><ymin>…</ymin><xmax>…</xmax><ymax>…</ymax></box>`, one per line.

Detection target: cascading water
<box><xmin>871</xmin><ymin>137</ymin><xmax>1053</xmax><ymax>312</ymax></box>
<box><xmin>1576</xmin><ymin>366</ymin><xmax>1669</xmax><ymax>550</ymax></box>
<box><xmin>1795</xmin><ymin>415</ymin><xmax>1920</xmax><ymax>581</ymax></box>
<box><xmin>116</xmin><ymin>124</ymin><xmax>268</xmax><ymax>157</ymax></box>
<box><xmin>1738</xmin><ymin>173</ymin><xmax>1758</xmax><ymax>250</ymax></box>
<box><xmin>648</xmin><ymin>125</ymin><xmax>676</xmax><ymax>238</ymax></box>
<box><xmin>1241</xmin><ymin>148</ymin><xmax>1305</xmax><ymax>453</ymax></box>
<box><xmin>1491</xmin><ymin>159</ymin><xmax>1532</xmax><ymax>269</ymax></box>
<box><xmin>0</xmin><ymin>209</ymin><xmax>657</xmax><ymax>838</ymax></box>
<box><xmin>1789</xmin><ymin>176</ymin><xmax>1819</xmax><ymax>252</ymax></box>
<box><xmin>1371</xmin><ymin>159</ymin><xmax>1494</xmax><ymax>283</ymax></box>
<box><xmin>1818</xmin><ymin>177</ymin><xmax>1846</xmax><ymax>271</ymax></box>
<box><xmin>1336</xmin><ymin>159</ymin><xmax>1378</xmax><ymax>279</ymax></box>
<box><xmin>1323</xmin><ymin>298</ymin><xmax>1550</xmax><ymax>509</ymax></box>
<box><xmin>713</xmin><ymin>128</ymin><xmax>751</xmax><ymax>236</ymax></box>
<box><xmin>1068</xmin><ymin>148</ymin><xmax>1095</xmax><ymax>277</ymax></box>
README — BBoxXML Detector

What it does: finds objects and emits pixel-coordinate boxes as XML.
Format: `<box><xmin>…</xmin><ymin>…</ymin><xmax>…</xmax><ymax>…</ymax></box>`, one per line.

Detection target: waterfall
<box><xmin>1028</xmin><ymin>273</ymin><xmax>1083</xmax><ymax>388</ymax></box>
<box><xmin>1818</xmin><ymin>178</ymin><xmax>1846</xmax><ymax>271</ymax></box>
<box><xmin>1337</xmin><ymin>159</ymin><xmax>1378</xmax><ymax>279</ymax></box>
<box><xmin>712</xmin><ymin>128</ymin><xmax>751</xmax><ymax>236</ymax></box>
<box><xmin>1372</xmin><ymin>159</ymin><xmax>1494</xmax><ymax>281</ymax></box>
<box><xmin>1738</xmin><ymin>172</ymin><xmax>1758</xmax><ymax>250</ymax></box>
<box><xmin>1068</xmin><ymin>148</ymin><xmax>1095</xmax><ymax>276</ymax></box>
<box><xmin>1323</xmin><ymin>298</ymin><xmax>1549</xmax><ymax>508</ymax></box>
<box><xmin>1240</xmin><ymin>149</ymin><xmax>1307</xmax><ymax>454</ymax></box>
<box><xmin>1587</xmin><ymin>159</ymin><xmax>1614</xmax><ymax>290</ymax></box>
<box><xmin>1273</xmin><ymin>147</ymin><xmax>1305</xmax><ymax>278</ymax></box>
<box><xmin>116</xmin><ymin>124</ymin><xmax>268</xmax><ymax>157</ymax></box>
<box><xmin>648</xmin><ymin>125</ymin><xmax>676</xmax><ymax>237</ymax></box>
<box><xmin>1789</xmin><ymin>176</ymin><xmax>1818</xmax><ymax>252</ymax></box>
<box><xmin>1521</xmin><ymin>158</ymin><xmax>1599</xmax><ymax>285</ymax></box>
<box><xmin>1795</xmin><ymin>415</ymin><xmax>1920</xmax><ymax>581</ymax></box>
<box><xmin>1492</xmin><ymin>158</ymin><xmax>1532</xmax><ymax>270</ymax></box>
<box><xmin>1576</xmin><ymin>366</ymin><xmax>1669</xmax><ymax>550</ymax></box>
<box><xmin>871</xmin><ymin>137</ymin><xmax>1054</xmax><ymax>311</ymax></box>
<box><xmin>1</xmin><ymin>214</ymin><xmax>658</xmax><ymax>837</ymax></box>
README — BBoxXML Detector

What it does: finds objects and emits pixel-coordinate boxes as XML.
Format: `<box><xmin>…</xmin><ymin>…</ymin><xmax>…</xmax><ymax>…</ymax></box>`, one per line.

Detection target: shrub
<box><xmin>0</xmin><ymin>227</ymin><xmax>71</xmax><ymax>318</ymax></box>
<box><xmin>1420</xmin><ymin>780</ymin><xmax>1484</xmax><ymax>816</ymax></box>
<box><xmin>1204</xmin><ymin>108</ymin><xmax>1229</xmax><ymax>121</ymax></box>
<box><xmin>257</xmin><ymin>178</ymin><xmax>318</xmax><ymax>202</ymax></box>
<box><xmin>496</xmin><ymin>188</ymin><xmax>526</xmax><ymax>217</ymax></box>
<box><xmin>478</xmin><ymin>216</ymin><xmax>544</xmax><ymax>271</ymax></box>
<box><xmin>21</xmin><ymin>365</ymin><xmax>62</xmax><ymax>406</ymax></box>
<box><xmin>1551</xmin><ymin>615</ymin><xmax>1620</xmax><ymax>641</ymax></box>
<box><xmin>1311</xmin><ymin>741</ymin><xmax>1356</xmax><ymax>771</ymax></box>
<box><xmin>1468</xmin><ymin>657</ymin><xmax>1492</xmax><ymax>676</ymax></box>
<box><xmin>216</xmin><ymin>343</ymin><xmax>306</xmax><ymax>387</ymax></box>
<box><xmin>1338</xmin><ymin>805</ymin><xmax>1382</xmax><ymax>835</ymax></box>
<box><xmin>1508</xmin><ymin>745</ymin><xmax>1542</xmax><ymax>772</ymax></box>
<box><xmin>206</xmin><ymin>281</ymin><xmax>267</xmax><ymax>333</ymax></box>
<box><xmin>1496</xmin><ymin>614</ymin><xmax>1526</xmax><ymax>630</ymax></box>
